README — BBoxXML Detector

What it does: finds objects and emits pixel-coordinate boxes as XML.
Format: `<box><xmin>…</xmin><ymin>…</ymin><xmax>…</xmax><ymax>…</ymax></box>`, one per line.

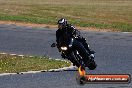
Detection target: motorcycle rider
<box><xmin>56</xmin><ymin>18</ymin><xmax>94</xmax><ymax>58</ymax></box>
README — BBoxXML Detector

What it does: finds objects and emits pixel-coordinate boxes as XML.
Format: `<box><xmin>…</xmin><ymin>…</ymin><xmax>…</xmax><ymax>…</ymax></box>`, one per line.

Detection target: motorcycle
<box><xmin>51</xmin><ymin>37</ymin><xmax>97</xmax><ymax>70</ymax></box>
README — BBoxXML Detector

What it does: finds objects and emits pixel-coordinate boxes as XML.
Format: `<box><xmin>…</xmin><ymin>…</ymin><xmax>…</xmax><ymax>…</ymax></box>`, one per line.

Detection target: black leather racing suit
<box><xmin>56</xmin><ymin>24</ymin><xmax>92</xmax><ymax>57</ymax></box>
<box><xmin>56</xmin><ymin>24</ymin><xmax>91</xmax><ymax>67</ymax></box>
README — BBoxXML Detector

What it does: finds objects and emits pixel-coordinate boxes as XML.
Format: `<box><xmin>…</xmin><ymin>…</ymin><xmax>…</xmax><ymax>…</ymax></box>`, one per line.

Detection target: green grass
<box><xmin>0</xmin><ymin>0</ymin><xmax>132</xmax><ymax>32</ymax></box>
<box><xmin>0</xmin><ymin>54</ymin><xmax>71</xmax><ymax>73</ymax></box>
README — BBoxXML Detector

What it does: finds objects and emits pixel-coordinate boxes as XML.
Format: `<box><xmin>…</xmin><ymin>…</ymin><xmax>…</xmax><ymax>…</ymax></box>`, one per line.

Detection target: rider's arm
<box><xmin>70</xmin><ymin>25</ymin><xmax>81</xmax><ymax>38</ymax></box>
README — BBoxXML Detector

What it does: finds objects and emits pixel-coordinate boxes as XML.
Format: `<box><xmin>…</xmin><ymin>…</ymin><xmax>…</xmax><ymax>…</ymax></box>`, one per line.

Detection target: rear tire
<box><xmin>87</xmin><ymin>59</ymin><xmax>97</xmax><ymax>70</ymax></box>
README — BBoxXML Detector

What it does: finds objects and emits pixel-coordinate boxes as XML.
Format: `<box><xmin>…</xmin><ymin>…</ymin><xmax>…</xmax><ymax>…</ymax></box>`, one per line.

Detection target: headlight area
<box><xmin>61</xmin><ymin>47</ymin><xmax>68</xmax><ymax>50</ymax></box>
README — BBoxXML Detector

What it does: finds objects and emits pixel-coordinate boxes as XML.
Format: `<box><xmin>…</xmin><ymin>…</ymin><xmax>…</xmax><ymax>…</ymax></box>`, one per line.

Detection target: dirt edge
<box><xmin>0</xmin><ymin>20</ymin><xmax>119</xmax><ymax>32</ymax></box>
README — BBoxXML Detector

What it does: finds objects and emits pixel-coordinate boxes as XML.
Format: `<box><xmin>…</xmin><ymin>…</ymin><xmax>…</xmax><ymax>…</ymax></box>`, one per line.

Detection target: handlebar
<box><xmin>51</xmin><ymin>43</ymin><xmax>57</xmax><ymax>47</ymax></box>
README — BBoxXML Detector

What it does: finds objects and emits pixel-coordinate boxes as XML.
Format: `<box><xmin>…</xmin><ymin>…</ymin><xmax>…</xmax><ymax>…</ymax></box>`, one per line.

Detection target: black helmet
<box><xmin>57</xmin><ymin>18</ymin><xmax>67</xmax><ymax>25</ymax></box>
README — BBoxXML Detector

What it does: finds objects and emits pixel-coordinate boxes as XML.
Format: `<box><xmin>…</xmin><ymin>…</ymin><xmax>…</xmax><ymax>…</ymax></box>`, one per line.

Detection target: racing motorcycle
<box><xmin>51</xmin><ymin>36</ymin><xmax>97</xmax><ymax>70</ymax></box>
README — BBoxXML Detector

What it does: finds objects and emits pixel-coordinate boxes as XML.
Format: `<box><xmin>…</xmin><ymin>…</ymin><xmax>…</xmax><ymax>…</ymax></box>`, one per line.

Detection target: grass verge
<box><xmin>0</xmin><ymin>53</ymin><xmax>71</xmax><ymax>73</ymax></box>
<box><xmin>0</xmin><ymin>0</ymin><xmax>132</xmax><ymax>32</ymax></box>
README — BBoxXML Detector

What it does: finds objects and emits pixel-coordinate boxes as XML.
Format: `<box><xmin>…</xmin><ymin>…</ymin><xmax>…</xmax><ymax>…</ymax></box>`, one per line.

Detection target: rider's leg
<box><xmin>66</xmin><ymin>52</ymin><xmax>80</xmax><ymax>68</ymax></box>
<box><xmin>77</xmin><ymin>37</ymin><xmax>94</xmax><ymax>54</ymax></box>
<box><xmin>73</xmin><ymin>40</ymin><xmax>92</xmax><ymax>66</ymax></box>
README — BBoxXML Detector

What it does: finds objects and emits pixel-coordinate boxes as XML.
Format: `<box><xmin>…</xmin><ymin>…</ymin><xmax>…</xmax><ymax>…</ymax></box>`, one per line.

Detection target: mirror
<box><xmin>51</xmin><ymin>43</ymin><xmax>56</xmax><ymax>47</ymax></box>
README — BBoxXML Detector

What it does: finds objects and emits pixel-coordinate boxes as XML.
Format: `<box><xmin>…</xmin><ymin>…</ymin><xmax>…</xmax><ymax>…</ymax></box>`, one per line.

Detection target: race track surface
<box><xmin>0</xmin><ymin>24</ymin><xmax>131</xmax><ymax>88</ymax></box>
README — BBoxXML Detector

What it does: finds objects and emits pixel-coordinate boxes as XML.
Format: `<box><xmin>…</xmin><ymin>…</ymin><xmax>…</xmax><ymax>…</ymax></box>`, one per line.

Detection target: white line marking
<box><xmin>18</xmin><ymin>55</ymin><xmax>24</xmax><ymax>57</ymax></box>
<box><xmin>0</xmin><ymin>64</ymin><xmax>76</xmax><ymax>76</ymax></box>
<box><xmin>0</xmin><ymin>53</ymin><xmax>73</xmax><ymax>76</ymax></box>
<box><xmin>0</xmin><ymin>53</ymin><xmax>7</xmax><ymax>55</ymax></box>
<box><xmin>122</xmin><ymin>32</ymin><xmax>132</xmax><ymax>34</ymax></box>
<box><xmin>0</xmin><ymin>73</ymin><xmax>17</xmax><ymax>76</ymax></box>
<box><xmin>10</xmin><ymin>54</ymin><xmax>17</xmax><ymax>56</ymax></box>
<box><xmin>29</xmin><ymin>56</ymin><xmax>34</xmax><ymax>58</ymax></box>
<box><xmin>19</xmin><ymin>71</ymin><xmax>41</xmax><ymax>74</ymax></box>
<box><xmin>55</xmin><ymin>59</ymin><xmax>61</xmax><ymax>61</ymax></box>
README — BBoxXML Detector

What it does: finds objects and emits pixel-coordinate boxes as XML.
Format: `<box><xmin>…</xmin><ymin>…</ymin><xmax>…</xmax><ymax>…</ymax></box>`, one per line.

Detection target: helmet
<box><xmin>57</xmin><ymin>18</ymin><xmax>67</xmax><ymax>25</ymax></box>
<box><xmin>57</xmin><ymin>18</ymin><xmax>67</xmax><ymax>29</ymax></box>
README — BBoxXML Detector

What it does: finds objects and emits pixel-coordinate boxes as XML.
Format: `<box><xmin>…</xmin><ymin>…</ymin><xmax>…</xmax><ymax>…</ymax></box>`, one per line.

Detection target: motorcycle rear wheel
<box><xmin>87</xmin><ymin>59</ymin><xmax>97</xmax><ymax>70</ymax></box>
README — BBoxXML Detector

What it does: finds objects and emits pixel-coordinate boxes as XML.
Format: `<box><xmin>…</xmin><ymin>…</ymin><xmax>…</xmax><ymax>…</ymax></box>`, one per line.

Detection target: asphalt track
<box><xmin>0</xmin><ymin>24</ymin><xmax>132</xmax><ymax>88</ymax></box>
